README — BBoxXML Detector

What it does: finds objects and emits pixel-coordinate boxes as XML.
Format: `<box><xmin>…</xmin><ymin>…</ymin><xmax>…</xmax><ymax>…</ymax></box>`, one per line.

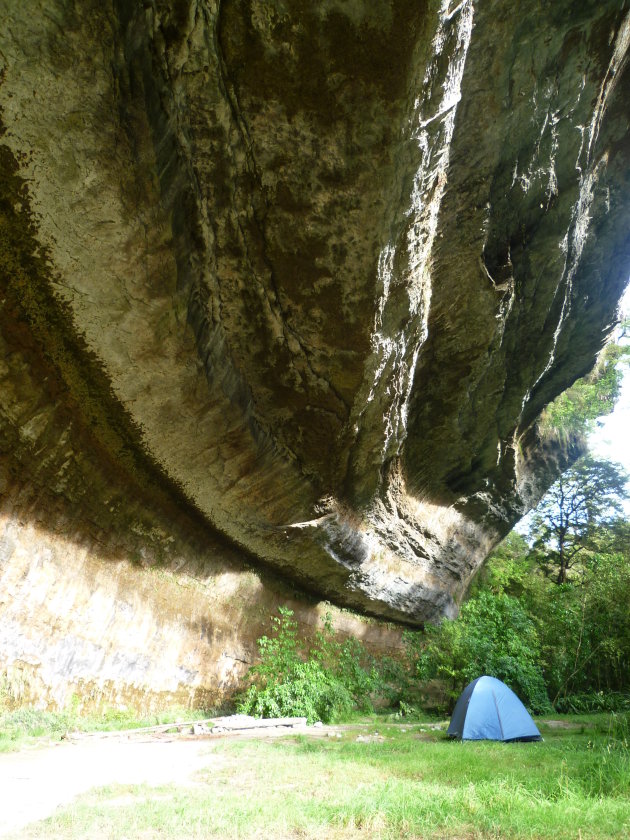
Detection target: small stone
<box><xmin>313</xmin><ymin>721</ymin><xmax>323</xmax><ymax>728</ymax></box>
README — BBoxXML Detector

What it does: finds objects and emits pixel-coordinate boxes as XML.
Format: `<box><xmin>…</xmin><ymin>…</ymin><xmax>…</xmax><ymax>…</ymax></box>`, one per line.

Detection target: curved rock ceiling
<box><xmin>1</xmin><ymin>0</ymin><xmax>629</xmax><ymax>622</ymax></box>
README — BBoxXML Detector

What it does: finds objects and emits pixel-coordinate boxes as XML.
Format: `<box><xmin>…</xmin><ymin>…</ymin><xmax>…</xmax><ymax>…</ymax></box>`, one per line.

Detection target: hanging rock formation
<box><xmin>1</xmin><ymin>1</ymin><xmax>629</xmax><ymax>707</ymax></box>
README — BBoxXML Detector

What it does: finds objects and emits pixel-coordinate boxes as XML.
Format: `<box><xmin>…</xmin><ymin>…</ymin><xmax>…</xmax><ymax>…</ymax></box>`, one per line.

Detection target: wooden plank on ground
<box><xmin>212</xmin><ymin>716</ymin><xmax>307</xmax><ymax>731</ymax></box>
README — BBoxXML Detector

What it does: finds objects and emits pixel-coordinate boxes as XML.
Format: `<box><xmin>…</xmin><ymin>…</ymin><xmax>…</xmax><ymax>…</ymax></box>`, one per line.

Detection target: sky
<box><xmin>588</xmin><ymin>283</ymin><xmax>630</xmax><ymax>481</ymax></box>
<box><xmin>589</xmin><ymin>360</ymin><xmax>630</xmax><ymax>473</ymax></box>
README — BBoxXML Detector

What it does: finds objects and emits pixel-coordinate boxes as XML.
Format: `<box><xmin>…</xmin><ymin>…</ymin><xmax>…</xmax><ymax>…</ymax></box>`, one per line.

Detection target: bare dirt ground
<box><xmin>0</xmin><ymin>722</ymin><xmax>333</xmax><ymax>837</ymax></box>
<box><xmin>0</xmin><ymin>737</ymin><xmax>221</xmax><ymax>837</ymax></box>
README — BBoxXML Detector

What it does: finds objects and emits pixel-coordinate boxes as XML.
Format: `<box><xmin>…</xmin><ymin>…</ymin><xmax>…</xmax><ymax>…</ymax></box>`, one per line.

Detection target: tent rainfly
<box><xmin>447</xmin><ymin>675</ymin><xmax>542</xmax><ymax>742</ymax></box>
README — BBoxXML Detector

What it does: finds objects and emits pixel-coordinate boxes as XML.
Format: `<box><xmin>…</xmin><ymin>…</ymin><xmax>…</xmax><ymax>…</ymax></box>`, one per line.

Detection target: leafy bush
<box><xmin>407</xmin><ymin>591</ymin><xmax>551</xmax><ymax>714</ymax></box>
<box><xmin>554</xmin><ymin>692</ymin><xmax>630</xmax><ymax>714</ymax></box>
<box><xmin>238</xmin><ymin>660</ymin><xmax>354</xmax><ymax>723</ymax></box>
<box><xmin>237</xmin><ymin>607</ymin><xmax>391</xmax><ymax>723</ymax></box>
<box><xmin>530</xmin><ymin>547</ymin><xmax>630</xmax><ymax>704</ymax></box>
<box><xmin>466</xmin><ymin>521</ymin><xmax>630</xmax><ymax>712</ymax></box>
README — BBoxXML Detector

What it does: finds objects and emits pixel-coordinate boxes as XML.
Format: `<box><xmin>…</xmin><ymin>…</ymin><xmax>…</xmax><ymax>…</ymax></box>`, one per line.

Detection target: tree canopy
<box><xmin>539</xmin><ymin>342</ymin><xmax>630</xmax><ymax>442</ymax></box>
<box><xmin>528</xmin><ymin>456</ymin><xmax>629</xmax><ymax>583</ymax></box>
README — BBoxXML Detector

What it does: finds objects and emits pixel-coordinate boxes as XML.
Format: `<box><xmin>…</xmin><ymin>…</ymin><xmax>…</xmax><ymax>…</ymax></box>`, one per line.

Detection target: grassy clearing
<box><xmin>9</xmin><ymin>714</ymin><xmax>630</xmax><ymax>839</ymax></box>
<box><xmin>0</xmin><ymin>705</ymin><xmax>213</xmax><ymax>753</ymax></box>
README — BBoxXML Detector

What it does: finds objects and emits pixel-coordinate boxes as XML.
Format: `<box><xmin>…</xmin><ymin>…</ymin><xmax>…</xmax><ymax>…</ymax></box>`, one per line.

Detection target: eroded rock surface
<box><xmin>1</xmin><ymin>0</ymin><xmax>629</xmax><ymax>693</ymax></box>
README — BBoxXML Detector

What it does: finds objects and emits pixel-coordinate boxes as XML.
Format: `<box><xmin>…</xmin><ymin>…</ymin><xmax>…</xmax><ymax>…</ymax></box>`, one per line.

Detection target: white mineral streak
<box><xmin>512</xmin><ymin>87</ymin><xmax>561</xmax><ymax>202</ymax></box>
<box><xmin>530</xmin><ymin>11</ymin><xmax>630</xmax><ymax>393</ymax></box>
<box><xmin>365</xmin><ymin>0</ymin><xmax>474</xmax><ymax>466</ymax></box>
<box><xmin>587</xmin><ymin>13</ymin><xmax>630</xmax><ymax>159</ymax></box>
<box><xmin>366</xmin><ymin>244</ymin><xmax>395</xmax><ymax>410</ymax></box>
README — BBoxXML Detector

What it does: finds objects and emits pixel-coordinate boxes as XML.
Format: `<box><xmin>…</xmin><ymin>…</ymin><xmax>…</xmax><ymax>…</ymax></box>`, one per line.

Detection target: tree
<box><xmin>409</xmin><ymin>590</ymin><xmax>550</xmax><ymax>713</ymax></box>
<box><xmin>469</xmin><ymin>531</ymin><xmax>536</xmax><ymax>598</ymax></box>
<box><xmin>540</xmin><ymin>342</ymin><xmax>630</xmax><ymax>442</ymax></box>
<box><xmin>468</xmin><ymin>525</ymin><xmax>630</xmax><ymax>708</ymax></box>
<box><xmin>528</xmin><ymin>456</ymin><xmax>629</xmax><ymax>584</ymax></box>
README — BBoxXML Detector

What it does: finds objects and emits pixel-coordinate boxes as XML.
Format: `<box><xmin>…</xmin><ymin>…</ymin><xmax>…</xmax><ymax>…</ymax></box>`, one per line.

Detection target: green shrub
<box><xmin>407</xmin><ymin>591</ymin><xmax>551</xmax><ymax>714</ymax></box>
<box><xmin>238</xmin><ymin>660</ymin><xmax>354</xmax><ymax>723</ymax></box>
<box><xmin>555</xmin><ymin>692</ymin><xmax>630</xmax><ymax>714</ymax></box>
<box><xmin>539</xmin><ymin>342</ymin><xmax>630</xmax><ymax>442</ymax></box>
<box><xmin>237</xmin><ymin>607</ymin><xmax>392</xmax><ymax>723</ymax></box>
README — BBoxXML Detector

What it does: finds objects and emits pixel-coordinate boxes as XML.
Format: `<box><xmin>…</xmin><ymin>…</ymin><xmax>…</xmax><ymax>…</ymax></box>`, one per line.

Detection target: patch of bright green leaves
<box><xmin>237</xmin><ymin>607</ymin><xmax>401</xmax><ymax>723</ymax></box>
<box><xmin>540</xmin><ymin>342</ymin><xmax>630</xmax><ymax>442</ymax></box>
<box><xmin>407</xmin><ymin>590</ymin><xmax>551</xmax><ymax>714</ymax></box>
<box><xmin>468</xmin><ymin>519</ymin><xmax>630</xmax><ymax>712</ymax></box>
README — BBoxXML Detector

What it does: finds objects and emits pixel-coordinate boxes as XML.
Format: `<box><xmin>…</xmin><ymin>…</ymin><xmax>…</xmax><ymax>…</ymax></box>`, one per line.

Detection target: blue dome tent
<box><xmin>447</xmin><ymin>675</ymin><xmax>542</xmax><ymax>741</ymax></box>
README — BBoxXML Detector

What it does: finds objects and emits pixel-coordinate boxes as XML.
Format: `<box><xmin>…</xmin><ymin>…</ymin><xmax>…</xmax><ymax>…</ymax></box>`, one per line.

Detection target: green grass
<box><xmin>0</xmin><ymin>705</ymin><xmax>213</xmax><ymax>752</ymax></box>
<box><xmin>9</xmin><ymin>715</ymin><xmax>630</xmax><ymax>839</ymax></box>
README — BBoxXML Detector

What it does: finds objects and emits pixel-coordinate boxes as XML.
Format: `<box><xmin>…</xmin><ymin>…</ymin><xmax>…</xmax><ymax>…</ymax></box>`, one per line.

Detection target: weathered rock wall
<box><xmin>0</xmin><ymin>500</ymin><xmax>400</xmax><ymax>712</ymax></box>
<box><xmin>0</xmin><ymin>241</ymin><xmax>399</xmax><ymax>710</ymax></box>
<box><xmin>1</xmin><ymin>0</ymin><xmax>629</xmax><ymax>707</ymax></box>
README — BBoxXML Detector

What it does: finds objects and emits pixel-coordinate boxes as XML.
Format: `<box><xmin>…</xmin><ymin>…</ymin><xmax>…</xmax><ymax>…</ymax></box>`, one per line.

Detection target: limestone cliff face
<box><xmin>1</xmin><ymin>0</ymin><xmax>630</xmax><ymax>705</ymax></box>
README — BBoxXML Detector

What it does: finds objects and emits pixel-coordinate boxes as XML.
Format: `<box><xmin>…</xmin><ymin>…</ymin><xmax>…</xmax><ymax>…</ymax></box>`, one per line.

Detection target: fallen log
<box><xmin>66</xmin><ymin>717</ymin><xmax>219</xmax><ymax>739</ymax></box>
<box><xmin>211</xmin><ymin>715</ymin><xmax>307</xmax><ymax>732</ymax></box>
<box><xmin>66</xmin><ymin>715</ymin><xmax>308</xmax><ymax>740</ymax></box>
